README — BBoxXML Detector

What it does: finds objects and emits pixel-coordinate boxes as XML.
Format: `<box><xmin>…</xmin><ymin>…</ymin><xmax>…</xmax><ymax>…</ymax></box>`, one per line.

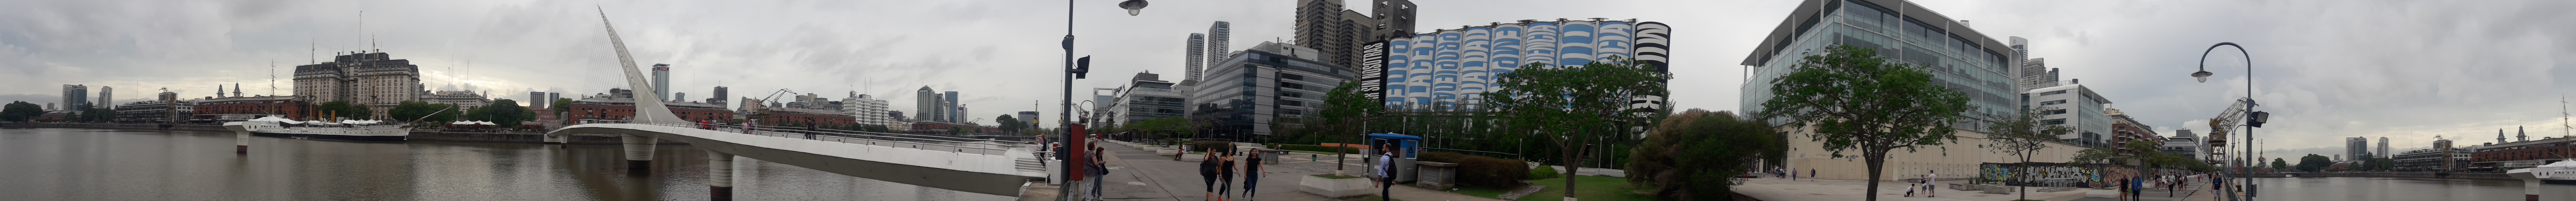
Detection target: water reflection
<box><xmin>0</xmin><ymin>128</ymin><xmax>1014</xmax><ymax>201</ymax></box>
<box><xmin>2253</xmin><ymin>176</ymin><xmax>2576</xmax><ymax>201</ymax></box>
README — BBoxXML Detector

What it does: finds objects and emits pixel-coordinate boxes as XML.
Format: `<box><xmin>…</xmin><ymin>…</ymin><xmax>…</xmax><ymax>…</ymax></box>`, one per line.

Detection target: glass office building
<box><xmin>1740</xmin><ymin>0</ymin><xmax>2022</xmax><ymax>132</ymax></box>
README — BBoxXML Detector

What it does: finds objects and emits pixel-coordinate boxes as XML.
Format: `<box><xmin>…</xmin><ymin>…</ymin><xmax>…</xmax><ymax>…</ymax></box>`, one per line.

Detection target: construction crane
<box><xmin>2206</xmin><ymin>98</ymin><xmax>2252</xmax><ymax>148</ymax></box>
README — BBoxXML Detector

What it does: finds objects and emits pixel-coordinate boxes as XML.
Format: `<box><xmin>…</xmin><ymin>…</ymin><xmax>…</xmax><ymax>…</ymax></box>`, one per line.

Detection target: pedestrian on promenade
<box><xmin>1810</xmin><ymin>169</ymin><xmax>1816</xmax><ymax>179</ymax></box>
<box><xmin>1375</xmin><ymin>142</ymin><xmax>1397</xmax><ymax>201</ymax></box>
<box><xmin>1926</xmin><ymin>170</ymin><xmax>1937</xmax><ymax>197</ymax></box>
<box><xmin>2117</xmin><ymin>178</ymin><xmax>2130</xmax><ymax>201</ymax></box>
<box><xmin>1090</xmin><ymin>145</ymin><xmax>1109</xmax><ymax>201</ymax></box>
<box><xmin>1243</xmin><ymin>149</ymin><xmax>1267</xmax><ymax>201</ymax></box>
<box><xmin>1201</xmin><ymin>147</ymin><xmax>1219</xmax><ymax>201</ymax></box>
<box><xmin>1218</xmin><ymin>150</ymin><xmax>1237</xmax><ymax>201</ymax></box>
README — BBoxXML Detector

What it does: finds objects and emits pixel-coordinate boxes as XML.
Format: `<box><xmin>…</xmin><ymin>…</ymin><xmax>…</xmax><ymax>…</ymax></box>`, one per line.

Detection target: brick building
<box><xmin>191</xmin><ymin>95</ymin><xmax>311</xmax><ymax>120</ymax></box>
<box><xmin>566</xmin><ymin>97</ymin><xmax>734</xmax><ymax>123</ymax></box>
<box><xmin>753</xmin><ymin>107</ymin><xmax>856</xmax><ymax>127</ymax></box>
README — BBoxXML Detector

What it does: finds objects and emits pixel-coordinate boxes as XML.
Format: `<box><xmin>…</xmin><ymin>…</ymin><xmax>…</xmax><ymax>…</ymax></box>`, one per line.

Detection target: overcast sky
<box><xmin>3</xmin><ymin>0</ymin><xmax>2570</xmax><ymax>158</ymax></box>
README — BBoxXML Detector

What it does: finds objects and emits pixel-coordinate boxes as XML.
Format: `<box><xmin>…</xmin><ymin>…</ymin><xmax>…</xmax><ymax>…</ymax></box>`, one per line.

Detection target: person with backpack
<box><xmin>1374</xmin><ymin>143</ymin><xmax>1396</xmax><ymax>201</ymax></box>
<box><xmin>1089</xmin><ymin>145</ymin><xmax>1109</xmax><ymax>201</ymax></box>
<box><xmin>1217</xmin><ymin>150</ymin><xmax>1237</xmax><ymax>201</ymax></box>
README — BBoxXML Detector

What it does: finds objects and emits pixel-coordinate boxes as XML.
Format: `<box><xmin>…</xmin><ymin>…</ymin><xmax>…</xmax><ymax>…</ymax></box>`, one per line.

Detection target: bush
<box><xmin>1625</xmin><ymin>109</ymin><xmax>1781</xmax><ymax>201</ymax></box>
<box><xmin>1276</xmin><ymin>144</ymin><xmax>1361</xmax><ymax>154</ymax></box>
<box><xmin>1447</xmin><ymin>154</ymin><xmax>1531</xmax><ymax>188</ymax></box>
<box><xmin>1530</xmin><ymin>165</ymin><xmax>1561</xmax><ymax>179</ymax></box>
<box><xmin>1420</xmin><ymin>151</ymin><xmax>1530</xmax><ymax>188</ymax></box>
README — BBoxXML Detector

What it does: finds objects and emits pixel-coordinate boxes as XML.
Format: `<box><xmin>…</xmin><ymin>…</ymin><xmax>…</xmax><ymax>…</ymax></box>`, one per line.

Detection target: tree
<box><xmin>74</xmin><ymin>108</ymin><xmax>115</xmax><ymax>122</ymax></box>
<box><xmin>1980</xmin><ymin>107</ymin><xmax>2072</xmax><ymax>201</ymax></box>
<box><xmin>1753</xmin><ymin>45</ymin><xmax>1971</xmax><ymax>201</ymax></box>
<box><xmin>551</xmin><ymin>97</ymin><xmax>577</xmax><ymax>116</ymax></box>
<box><xmin>2295</xmin><ymin>154</ymin><xmax>2332</xmax><ymax>172</ymax></box>
<box><xmin>1318</xmin><ymin>80</ymin><xmax>1387</xmax><ymax>175</ymax></box>
<box><xmin>315</xmin><ymin>101</ymin><xmax>372</xmax><ymax>120</ymax></box>
<box><xmin>1627</xmin><ymin>109</ymin><xmax>1780</xmax><ymax>200</ymax></box>
<box><xmin>467</xmin><ymin>99</ymin><xmax>532</xmax><ymax>128</ymax></box>
<box><xmin>2271</xmin><ymin>158</ymin><xmax>2289</xmax><ymax>171</ymax></box>
<box><xmin>1</xmin><ymin>101</ymin><xmax>40</xmax><ymax>122</ymax></box>
<box><xmin>2362</xmin><ymin>157</ymin><xmax>2395</xmax><ymax>171</ymax></box>
<box><xmin>1484</xmin><ymin>57</ymin><xmax>1671</xmax><ymax>201</ymax></box>
<box><xmin>388</xmin><ymin>101</ymin><xmax>458</xmax><ymax>123</ymax></box>
<box><xmin>995</xmin><ymin>114</ymin><xmax>1022</xmax><ymax>134</ymax></box>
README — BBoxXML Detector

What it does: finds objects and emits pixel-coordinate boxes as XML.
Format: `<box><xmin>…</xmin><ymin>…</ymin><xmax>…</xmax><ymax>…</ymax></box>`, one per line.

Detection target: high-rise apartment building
<box><xmin>60</xmin><ymin>84</ymin><xmax>87</xmax><ymax>110</ymax></box>
<box><xmin>1375</xmin><ymin>19</ymin><xmax>1672</xmax><ymax>109</ymax></box>
<box><xmin>1101</xmin><ymin>72</ymin><xmax>1191</xmax><ymax>127</ymax></box>
<box><xmin>917</xmin><ymin>86</ymin><xmax>943</xmax><ymax>123</ymax></box>
<box><xmin>97</xmin><ymin>86</ymin><xmax>113</xmax><ymax>109</ymax></box>
<box><xmin>1185</xmin><ymin>33</ymin><xmax>1208</xmax><ymax>83</ymax></box>
<box><xmin>294</xmin><ymin>51</ymin><xmax>423</xmax><ymax>119</ymax></box>
<box><xmin>2347</xmin><ymin>137</ymin><xmax>2372</xmax><ymax>160</ymax></box>
<box><xmin>1294</xmin><ymin>0</ymin><xmax>1413</xmax><ymax>70</ymax></box>
<box><xmin>1205</xmin><ymin>21</ymin><xmax>1233</xmax><ymax>77</ymax></box>
<box><xmin>2378</xmin><ymin>137</ymin><xmax>2391</xmax><ymax>158</ymax></box>
<box><xmin>842</xmin><ymin>92</ymin><xmax>892</xmax><ymax>126</ymax></box>
<box><xmin>651</xmin><ymin>64</ymin><xmax>671</xmax><ymax>101</ymax></box>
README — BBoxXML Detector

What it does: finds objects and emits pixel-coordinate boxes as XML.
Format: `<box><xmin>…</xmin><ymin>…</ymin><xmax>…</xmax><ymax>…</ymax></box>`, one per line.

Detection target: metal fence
<box><xmin>578</xmin><ymin>120</ymin><xmax>1027</xmax><ymax>156</ymax></box>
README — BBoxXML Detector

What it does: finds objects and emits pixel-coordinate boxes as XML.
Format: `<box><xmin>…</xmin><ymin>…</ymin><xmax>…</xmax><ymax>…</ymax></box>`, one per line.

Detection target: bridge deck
<box><xmin>551</xmin><ymin>120</ymin><xmax>1049</xmax><ymax>196</ymax></box>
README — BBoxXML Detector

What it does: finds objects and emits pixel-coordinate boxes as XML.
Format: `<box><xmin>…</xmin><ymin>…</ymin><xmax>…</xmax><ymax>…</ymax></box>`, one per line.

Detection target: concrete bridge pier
<box><xmin>544</xmin><ymin>134</ymin><xmax>565</xmax><ymax>144</ymax></box>
<box><xmin>232</xmin><ymin>129</ymin><xmax>250</xmax><ymax>154</ymax></box>
<box><xmin>707</xmin><ymin>150</ymin><xmax>735</xmax><ymax>201</ymax></box>
<box><xmin>622</xmin><ymin>134</ymin><xmax>657</xmax><ymax>172</ymax></box>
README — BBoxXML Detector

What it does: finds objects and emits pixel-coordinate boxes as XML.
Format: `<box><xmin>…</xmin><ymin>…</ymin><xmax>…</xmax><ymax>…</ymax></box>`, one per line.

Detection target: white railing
<box><xmin>579</xmin><ymin>120</ymin><xmax>1026</xmax><ymax>155</ymax></box>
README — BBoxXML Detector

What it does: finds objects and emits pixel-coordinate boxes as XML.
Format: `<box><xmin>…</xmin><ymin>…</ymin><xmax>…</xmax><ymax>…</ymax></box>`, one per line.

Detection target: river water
<box><xmin>2245</xmin><ymin>175</ymin><xmax>2576</xmax><ymax>201</ymax></box>
<box><xmin>0</xmin><ymin>128</ymin><xmax>1016</xmax><ymax>201</ymax></box>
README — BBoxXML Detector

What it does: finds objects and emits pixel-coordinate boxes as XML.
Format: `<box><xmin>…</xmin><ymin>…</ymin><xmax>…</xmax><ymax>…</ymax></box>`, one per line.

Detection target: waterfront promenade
<box><xmin>1025</xmin><ymin>139</ymin><xmax>1500</xmax><ymax>201</ymax></box>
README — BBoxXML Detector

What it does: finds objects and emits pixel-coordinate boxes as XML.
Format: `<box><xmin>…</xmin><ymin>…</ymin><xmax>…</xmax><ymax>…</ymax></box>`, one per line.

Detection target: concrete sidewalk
<box><xmin>1734</xmin><ymin>177</ymin><xmax>2091</xmax><ymax>201</ymax></box>
<box><xmin>1084</xmin><ymin>140</ymin><xmax>1502</xmax><ymax>201</ymax></box>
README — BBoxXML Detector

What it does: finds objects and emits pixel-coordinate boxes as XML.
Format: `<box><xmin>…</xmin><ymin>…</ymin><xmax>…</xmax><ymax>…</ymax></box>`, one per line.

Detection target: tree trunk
<box><xmin>1863</xmin><ymin>148</ymin><xmax>1888</xmax><ymax>201</ymax></box>
<box><xmin>1563</xmin><ymin>130</ymin><xmax>1583</xmax><ymax>201</ymax></box>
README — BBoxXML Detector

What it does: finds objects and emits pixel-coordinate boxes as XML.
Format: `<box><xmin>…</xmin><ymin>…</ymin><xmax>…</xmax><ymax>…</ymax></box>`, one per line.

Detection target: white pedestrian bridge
<box><xmin>549</xmin><ymin>120</ymin><xmax>1048</xmax><ymax>196</ymax></box>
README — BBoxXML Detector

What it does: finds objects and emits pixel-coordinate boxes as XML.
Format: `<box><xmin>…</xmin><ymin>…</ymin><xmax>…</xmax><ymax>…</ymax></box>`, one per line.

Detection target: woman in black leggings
<box><xmin>1217</xmin><ymin>150</ymin><xmax>1238</xmax><ymax>201</ymax></box>
<box><xmin>1199</xmin><ymin>148</ymin><xmax>1219</xmax><ymax>201</ymax></box>
<box><xmin>1242</xmin><ymin>150</ymin><xmax>1266</xmax><ymax>201</ymax></box>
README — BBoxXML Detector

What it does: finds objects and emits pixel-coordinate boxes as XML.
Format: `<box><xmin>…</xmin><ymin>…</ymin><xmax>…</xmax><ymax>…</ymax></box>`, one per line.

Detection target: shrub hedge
<box><xmin>1418</xmin><ymin>151</ymin><xmax>1528</xmax><ymax>188</ymax></box>
<box><xmin>1275</xmin><ymin>144</ymin><xmax>1361</xmax><ymax>154</ymax></box>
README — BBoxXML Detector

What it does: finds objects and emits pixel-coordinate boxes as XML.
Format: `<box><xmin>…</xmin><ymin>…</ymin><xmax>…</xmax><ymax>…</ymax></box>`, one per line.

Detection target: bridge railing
<box><xmin>577</xmin><ymin>120</ymin><xmax>1027</xmax><ymax>156</ymax></box>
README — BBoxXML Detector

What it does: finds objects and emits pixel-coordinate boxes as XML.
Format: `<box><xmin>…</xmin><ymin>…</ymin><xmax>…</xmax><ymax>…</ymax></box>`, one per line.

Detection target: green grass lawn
<box><xmin>1507</xmin><ymin>176</ymin><xmax>1658</xmax><ymax>201</ymax></box>
<box><xmin>1445</xmin><ymin>185</ymin><xmax>1515</xmax><ymax>198</ymax></box>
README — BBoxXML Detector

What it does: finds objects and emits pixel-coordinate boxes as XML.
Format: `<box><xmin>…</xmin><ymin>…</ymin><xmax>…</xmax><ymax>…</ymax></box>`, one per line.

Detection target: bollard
<box><xmin>708</xmin><ymin>150</ymin><xmax>736</xmax><ymax>201</ymax></box>
<box><xmin>233</xmin><ymin>130</ymin><xmax>251</xmax><ymax>154</ymax></box>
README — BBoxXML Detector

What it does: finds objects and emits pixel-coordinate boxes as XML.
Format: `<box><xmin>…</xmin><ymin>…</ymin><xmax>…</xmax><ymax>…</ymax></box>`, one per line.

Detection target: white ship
<box><xmin>223</xmin><ymin>117</ymin><xmax>411</xmax><ymax>142</ymax></box>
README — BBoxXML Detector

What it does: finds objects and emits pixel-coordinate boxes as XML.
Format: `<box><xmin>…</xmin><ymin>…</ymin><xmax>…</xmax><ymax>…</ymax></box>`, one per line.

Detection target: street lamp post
<box><xmin>1061</xmin><ymin>1</ymin><xmax>1146</xmax><ymax>201</ymax></box>
<box><xmin>2192</xmin><ymin>42</ymin><xmax>2259</xmax><ymax>201</ymax></box>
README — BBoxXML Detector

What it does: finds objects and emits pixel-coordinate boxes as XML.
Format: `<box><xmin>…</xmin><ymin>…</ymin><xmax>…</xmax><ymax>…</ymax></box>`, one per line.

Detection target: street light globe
<box><xmin>2191</xmin><ymin>70</ymin><xmax>2214</xmax><ymax>83</ymax></box>
<box><xmin>1119</xmin><ymin>0</ymin><xmax>1149</xmax><ymax>16</ymax></box>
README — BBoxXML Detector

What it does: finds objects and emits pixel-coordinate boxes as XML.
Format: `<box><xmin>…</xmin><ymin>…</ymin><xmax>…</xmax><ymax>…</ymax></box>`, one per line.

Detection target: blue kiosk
<box><xmin>1366</xmin><ymin>133</ymin><xmax>1424</xmax><ymax>183</ymax></box>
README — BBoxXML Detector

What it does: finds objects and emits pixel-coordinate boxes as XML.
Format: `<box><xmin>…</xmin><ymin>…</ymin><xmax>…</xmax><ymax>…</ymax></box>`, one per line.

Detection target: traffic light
<box><xmin>1072</xmin><ymin>56</ymin><xmax>1092</xmax><ymax>79</ymax></box>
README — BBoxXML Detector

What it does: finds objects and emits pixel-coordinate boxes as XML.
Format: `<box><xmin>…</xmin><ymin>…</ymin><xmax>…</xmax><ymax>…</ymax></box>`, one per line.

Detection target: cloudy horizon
<box><xmin>4</xmin><ymin>0</ymin><xmax>2572</xmax><ymax>158</ymax></box>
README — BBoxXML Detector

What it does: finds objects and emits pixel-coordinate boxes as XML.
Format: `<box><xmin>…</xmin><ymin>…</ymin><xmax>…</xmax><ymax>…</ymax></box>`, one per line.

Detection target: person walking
<box><xmin>1218</xmin><ymin>150</ymin><xmax>1237</xmax><ymax>201</ymax></box>
<box><xmin>1242</xmin><ymin>149</ymin><xmax>1267</xmax><ymax>201</ymax></box>
<box><xmin>1925</xmin><ymin>170</ymin><xmax>1937</xmax><ymax>198</ymax></box>
<box><xmin>1374</xmin><ymin>143</ymin><xmax>1397</xmax><ymax>201</ymax></box>
<box><xmin>1200</xmin><ymin>147</ymin><xmax>1219</xmax><ymax>201</ymax></box>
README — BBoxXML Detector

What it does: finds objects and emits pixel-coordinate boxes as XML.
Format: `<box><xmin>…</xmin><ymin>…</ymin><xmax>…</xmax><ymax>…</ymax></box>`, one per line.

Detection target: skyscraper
<box><xmin>944</xmin><ymin>91</ymin><xmax>961</xmax><ymax>122</ymax></box>
<box><xmin>1205</xmin><ymin>21</ymin><xmax>1232</xmax><ymax>75</ymax></box>
<box><xmin>651</xmin><ymin>64</ymin><xmax>671</xmax><ymax>101</ymax></box>
<box><xmin>1294</xmin><ymin>0</ymin><xmax>1413</xmax><ymax>70</ymax></box>
<box><xmin>2346</xmin><ymin>137</ymin><xmax>2371</xmax><ymax>160</ymax></box>
<box><xmin>706</xmin><ymin>86</ymin><xmax>729</xmax><ymax>109</ymax></box>
<box><xmin>1744</xmin><ymin>0</ymin><xmax>2019</xmax><ymax>135</ymax></box>
<box><xmin>60</xmin><ymin>84</ymin><xmax>86</xmax><ymax>110</ymax></box>
<box><xmin>530</xmin><ymin>91</ymin><xmax>548</xmax><ymax>109</ymax></box>
<box><xmin>1184</xmin><ymin>33</ymin><xmax>1207</xmax><ymax>83</ymax></box>
<box><xmin>548</xmin><ymin>92</ymin><xmax>561</xmax><ymax>106</ymax></box>
<box><xmin>917</xmin><ymin>86</ymin><xmax>941</xmax><ymax>123</ymax></box>
<box><xmin>97</xmin><ymin>86</ymin><xmax>112</xmax><ymax>109</ymax></box>
<box><xmin>2377</xmin><ymin>137</ymin><xmax>2391</xmax><ymax>158</ymax></box>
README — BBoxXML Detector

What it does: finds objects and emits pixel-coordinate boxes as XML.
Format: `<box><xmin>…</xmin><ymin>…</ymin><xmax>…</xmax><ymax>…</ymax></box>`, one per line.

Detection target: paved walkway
<box><xmin>1736</xmin><ymin>175</ymin><xmax>2237</xmax><ymax>201</ymax></box>
<box><xmin>1082</xmin><ymin>140</ymin><xmax>1501</xmax><ymax>201</ymax></box>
